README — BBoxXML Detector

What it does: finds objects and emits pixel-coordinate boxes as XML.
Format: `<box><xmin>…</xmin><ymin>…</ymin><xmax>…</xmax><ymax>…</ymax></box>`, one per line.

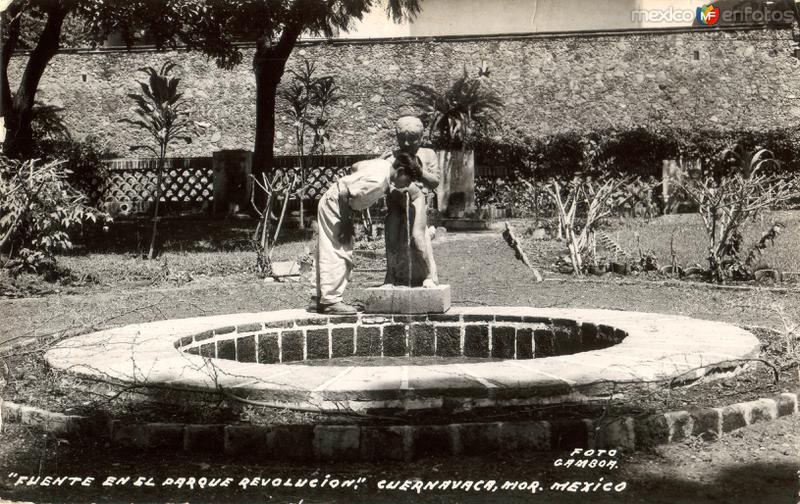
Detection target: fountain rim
<box><xmin>45</xmin><ymin>307</ymin><xmax>760</xmax><ymax>411</ymax></box>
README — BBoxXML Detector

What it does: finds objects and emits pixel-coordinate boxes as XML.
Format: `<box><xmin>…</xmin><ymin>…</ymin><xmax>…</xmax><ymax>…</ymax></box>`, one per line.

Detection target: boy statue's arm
<box><xmin>417</xmin><ymin>150</ymin><xmax>440</xmax><ymax>191</ymax></box>
<box><xmin>408</xmin><ymin>187</ymin><xmax>437</xmax><ymax>286</ymax></box>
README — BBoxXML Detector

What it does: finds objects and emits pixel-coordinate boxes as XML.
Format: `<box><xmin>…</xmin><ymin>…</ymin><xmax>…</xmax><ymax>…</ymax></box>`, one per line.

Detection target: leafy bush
<box><xmin>474</xmin><ymin>177</ymin><xmax>508</xmax><ymax>208</ymax></box>
<box><xmin>475</xmin><ymin>126</ymin><xmax>800</xmax><ymax>180</ymax></box>
<box><xmin>594</xmin><ymin>127</ymin><xmax>679</xmax><ymax>176</ymax></box>
<box><xmin>676</xmin><ymin>166</ymin><xmax>800</xmax><ymax>282</ymax></box>
<box><xmin>34</xmin><ymin>136</ymin><xmax>114</xmax><ymax>206</ymax></box>
<box><xmin>475</xmin><ymin>176</ymin><xmax>555</xmax><ymax>220</ymax></box>
<box><xmin>0</xmin><ymin>157</ymin><xmax>108</xmax><ymax>274</ymax></box>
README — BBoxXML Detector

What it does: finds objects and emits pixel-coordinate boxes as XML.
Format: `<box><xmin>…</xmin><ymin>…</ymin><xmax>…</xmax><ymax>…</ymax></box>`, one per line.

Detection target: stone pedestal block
<box><xmin>363</xmin><ymin>285</ymin><xmax>451</xmax><ymax>314</ymax></box>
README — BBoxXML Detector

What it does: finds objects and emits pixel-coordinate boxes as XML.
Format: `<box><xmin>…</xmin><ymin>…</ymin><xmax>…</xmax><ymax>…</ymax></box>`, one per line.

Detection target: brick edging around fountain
<box><xmin>1</xmin><ymin>390</ymin><xmax>797</xmax><ymax>461</ymax></box>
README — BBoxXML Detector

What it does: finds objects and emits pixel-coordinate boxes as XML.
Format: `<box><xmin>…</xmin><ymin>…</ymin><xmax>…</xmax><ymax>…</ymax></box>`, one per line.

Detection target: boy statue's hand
<box><xmin>410</xmin><ymin>158</ymin><xmax>423</xmax><ymax>180</ymax></box>
<box><xmin>402</xmin><ymin>183</ymin><xmax>423</xmax><ymax>200</ymax></box>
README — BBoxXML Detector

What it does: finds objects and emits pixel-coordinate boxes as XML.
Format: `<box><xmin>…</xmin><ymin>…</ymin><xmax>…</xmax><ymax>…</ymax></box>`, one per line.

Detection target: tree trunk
<box><xmin>251</xmin><ymin>26</ymin><xmax>302</xmax><ymax>206</ymax></box>
<box><xmin>1</xmin><ymin>2</ymin><xmax>23</xmax><ymax>122</ymax></box>
<box><xmin>252</xmin><ymin>65</ymin><xmax>280</xmax><ymax>181</ymax></box>
<box><xmin>3</xmin><ymin>3</ymin><xmax>71</xmax><ymax>159</ymax></box>
<box><xmin>148</xmin><ymin>151</ymin><xmax>166</xmax><ymax>260</ymax></box>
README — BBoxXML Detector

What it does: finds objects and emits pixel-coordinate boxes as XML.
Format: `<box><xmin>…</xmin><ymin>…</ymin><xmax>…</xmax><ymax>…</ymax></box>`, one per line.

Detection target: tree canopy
<box><xmin>3</xmin><ymin>0</ymin><xmax>422</xmax><ymax>173</ymax></box>
<box><xmin>78</xmin><ymin>0</ymin><xmax>421</xmax><ymax>68</ymax></box>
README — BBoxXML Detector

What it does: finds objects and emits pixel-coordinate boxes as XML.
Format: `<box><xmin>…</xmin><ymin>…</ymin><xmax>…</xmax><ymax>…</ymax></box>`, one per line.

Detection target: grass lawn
<box><xmin>506</xmin><ymin>210</ymin><xmax>800</xmax><ymax>277</ymax></box>
<box><xmin>4</xmin><ymin>209</ymin><xmax>795</xmax><ymax>295</ymax></box>
<box><xmin>602</xmin><ymin>210</ymin><xmax>800</xmax><ymax>273</ymax></box>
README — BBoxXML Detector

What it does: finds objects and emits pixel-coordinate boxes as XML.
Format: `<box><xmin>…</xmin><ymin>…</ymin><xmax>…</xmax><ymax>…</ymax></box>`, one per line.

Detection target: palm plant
<box><xmin>120</xmin><ymin>62</ymin><xmax>193</xmax><ymax>259</ymax></box>
<box><xmin>720</xmin><ymin>142</ymin><xmax>780</xmax><ymax>178</ymax></box>
<box><xmin>404</xmin><ymin>67</ymin><xmax>503</xmax><ymax>149</ymax></box>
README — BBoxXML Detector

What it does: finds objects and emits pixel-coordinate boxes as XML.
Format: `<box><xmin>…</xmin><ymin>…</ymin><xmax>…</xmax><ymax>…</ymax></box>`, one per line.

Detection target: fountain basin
<box><xmin>45</xmin><ymin>307</ymin><xmax>760</xmax><ymax>412</ymax></box>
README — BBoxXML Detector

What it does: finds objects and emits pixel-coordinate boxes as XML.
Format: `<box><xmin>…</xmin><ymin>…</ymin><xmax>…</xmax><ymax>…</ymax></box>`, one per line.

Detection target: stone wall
<box><xmin>8</xmin><ymin>28</ymin><xmax>800</xmax><ymax>159</ymax></box>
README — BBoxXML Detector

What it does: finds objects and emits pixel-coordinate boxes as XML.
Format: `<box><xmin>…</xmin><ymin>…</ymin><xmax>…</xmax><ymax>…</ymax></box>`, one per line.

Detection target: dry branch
<box><xmin>502</xmin><ymin>222</ymin><xmax>543</xmax><ymax>282</ymax></box>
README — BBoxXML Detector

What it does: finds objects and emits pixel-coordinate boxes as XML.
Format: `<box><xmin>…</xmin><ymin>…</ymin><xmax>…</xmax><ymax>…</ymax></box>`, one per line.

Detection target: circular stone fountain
<box><xmin>46</xmin><ymin>307</ymin><xmax>759</xmax><ymax>412</ymax></box>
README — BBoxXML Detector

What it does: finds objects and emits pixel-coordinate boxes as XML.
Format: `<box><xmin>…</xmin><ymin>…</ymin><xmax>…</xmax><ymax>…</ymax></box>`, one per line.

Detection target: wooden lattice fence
<box><xmin>271</xmin><ymin>154</ymin><xmax>375</xmax><ymax>200</ymax></box>
<box><xmin>89</xmin><ymin>154</ymin><xmax>376</xmax><ymax>216</ymax></box>
<box><xmin>87</xmin><ymin>157</ymin><xmax>213</xmax><ymax>214</ymax></box>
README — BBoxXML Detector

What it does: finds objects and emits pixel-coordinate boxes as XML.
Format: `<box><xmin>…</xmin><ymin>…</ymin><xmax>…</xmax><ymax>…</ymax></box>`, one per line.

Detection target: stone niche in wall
<box><xmin>212</xmin><ymin>150</ymin><xmax>253</xmax><ymax>216</ymax></box>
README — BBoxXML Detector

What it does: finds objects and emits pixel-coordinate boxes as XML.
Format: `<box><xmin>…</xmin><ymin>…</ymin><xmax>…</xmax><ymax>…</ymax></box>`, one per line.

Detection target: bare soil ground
<box><xmin>0</xmin><ymin>416</ymin><xmax>797</xmax><ymax>503</ymax></box>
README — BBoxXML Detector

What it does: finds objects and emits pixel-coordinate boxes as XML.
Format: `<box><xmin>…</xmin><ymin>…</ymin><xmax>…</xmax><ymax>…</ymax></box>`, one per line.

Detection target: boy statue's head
<box><xmin>395</xmin><ymin>116</ymin><xmax>424</xmax><ymax>154</ymax></box>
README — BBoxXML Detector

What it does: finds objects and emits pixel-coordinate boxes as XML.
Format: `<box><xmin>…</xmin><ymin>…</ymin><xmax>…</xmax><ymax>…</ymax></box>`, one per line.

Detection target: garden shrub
<box><xmin>675</xmin><ymin>167</ymin><xmax>800</xmax><ymax>283</ymax></box>
<box><xmin>0</xmin><ymin>157</ymin><xmax>108</xmax><ymax>275</ymax></box>
<box><xmin>474</xmin><ymin>126</ymin><xmax>800</xmax><ymax>219</ymax></box>
<box><xmin>475</xmin><ymin>126</ymin><xmax>800</xmax><ymax>180</ymax></box>
<box><xmin>475</xmin><ymin>175</ymin><xmax>557</xmax><ymax>220</ymax></box>
<box><xmin>33</xmin><ymin>136</ymin><xmax>115</xmax><ymax>206</ymax></box>
<box><xmin>594</xmin><ymin>127</ymin><xmax>680</xmax><ymax>177</ymax></box>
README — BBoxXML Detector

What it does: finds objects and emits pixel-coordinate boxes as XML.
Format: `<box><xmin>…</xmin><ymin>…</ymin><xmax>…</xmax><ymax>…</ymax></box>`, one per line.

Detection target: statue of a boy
<box><xmin>382</xmin><ymin>116</ymin><xmax>440</xmax><ymax>288</ymax></box>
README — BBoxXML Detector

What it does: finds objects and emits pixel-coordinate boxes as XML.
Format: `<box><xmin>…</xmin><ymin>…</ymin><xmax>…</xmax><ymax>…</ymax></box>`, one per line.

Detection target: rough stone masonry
<box><xmin>8</xmin><ymin>28</ymin><xmax>800</xmax><ymax>157</ymax></box>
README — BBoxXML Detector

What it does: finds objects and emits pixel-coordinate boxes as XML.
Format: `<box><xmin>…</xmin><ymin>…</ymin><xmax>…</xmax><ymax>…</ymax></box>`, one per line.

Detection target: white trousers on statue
<box><xmin>315</xmin><ymin>183</ymin><xmax>353</xmax><ymax>305</ymax></box>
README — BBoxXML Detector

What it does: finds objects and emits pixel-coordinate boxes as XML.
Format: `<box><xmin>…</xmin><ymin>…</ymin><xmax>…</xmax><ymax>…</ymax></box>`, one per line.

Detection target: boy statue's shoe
<box><xmin>319</xmin><ymin>302</ymin><xmax>359</xmax><ymax>315</ymax></box>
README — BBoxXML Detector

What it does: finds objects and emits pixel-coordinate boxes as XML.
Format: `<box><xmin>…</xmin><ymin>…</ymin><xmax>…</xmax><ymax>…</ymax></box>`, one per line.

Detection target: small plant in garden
<box><xmin>279</xmin><ymin>60</ymin><xmax>340</xmax><ymax>230</ymax></box>
<box><xmin>120</xmin><ymin>62</ymin><xmax>194</xmax><ymax>260</ymax></box>
<box><xmin>249</xmin><ymin>171</ymin><xmax>307</xmax><ymax>278</ymax></box>
<box><xmin>0</xmin><ymin>157</ymin><xmax>107</xmax><ymax>275</ymax></box>
<box><xmin>676</xmin><ymin>153</ymin><xmax>800</xmax><ymax>282</ymax></box>
<box><xmin>637</xmin><ymin>235</ymin><xmax>660</xmax><ymax>273</ymax></box>
<box><xmin>621</xmin><ymin>176</ymin><xmax>660</xmax><ymax>218</ymax></box>
<box><xmin>536</xmin><ymin>175</ymin><xmax>656</xmax><ymax>276</ymax></box>
<box><xmin>595</xmin><ymin>231</ymin><xmax>632</xmax><ymax>265</ymax></box>
<box><xmin>772</xmin><ymin>303</ymin><xmax>800</xmax><ymax>369</ymax></box>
